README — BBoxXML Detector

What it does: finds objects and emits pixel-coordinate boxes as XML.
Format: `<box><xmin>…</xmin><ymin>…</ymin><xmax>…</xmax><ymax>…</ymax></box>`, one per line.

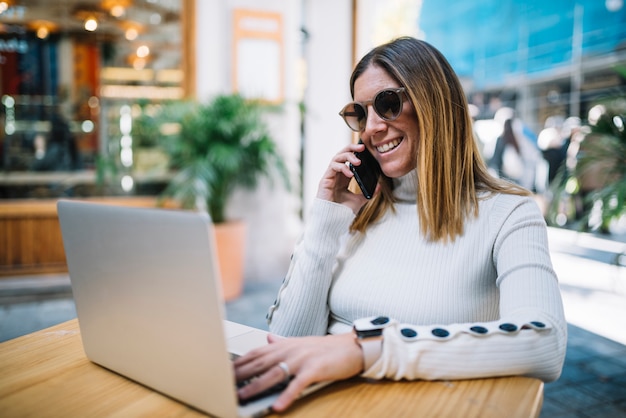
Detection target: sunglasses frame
<box><xmin>339</xmin><ymin>87</ymin><xmax>407</xmax><ymax>132</ymax></box>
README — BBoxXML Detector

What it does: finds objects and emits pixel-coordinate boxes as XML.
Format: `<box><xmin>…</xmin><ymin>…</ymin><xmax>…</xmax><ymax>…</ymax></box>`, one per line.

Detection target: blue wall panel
<box><xmin>419</xmin><ymin>0</ymin><xmax>626</xmax><ymax>89</ymax></box>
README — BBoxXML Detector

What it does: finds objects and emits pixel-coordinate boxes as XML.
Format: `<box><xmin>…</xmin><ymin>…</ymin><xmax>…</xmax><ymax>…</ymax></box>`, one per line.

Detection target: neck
<box><xmin>393</xmin><ymin>169</ymin><xmax>418</xmax><ymax>203</ymax></box>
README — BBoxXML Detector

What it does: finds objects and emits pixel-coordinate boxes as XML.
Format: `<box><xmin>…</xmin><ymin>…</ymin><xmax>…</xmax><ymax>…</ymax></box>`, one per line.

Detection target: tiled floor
<box><xmin>1</xmin><ymin>226</ymin><xmax>625</xmax><ymax>417</ymax></box>
<box><xmin>543</xmin><ymin>324</ymin><xmax>626</xmax><ymax>417</ymax></box>
<box><xmin>0</xmin><ymin>278</ymin><xmax>281</xmax><ymax>343</ymax></box>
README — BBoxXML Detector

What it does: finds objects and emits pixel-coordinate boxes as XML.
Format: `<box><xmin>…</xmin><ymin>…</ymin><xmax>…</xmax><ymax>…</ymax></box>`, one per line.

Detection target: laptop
<box><xmin>57</xmin><ymin>199</ymin><xmax>327</xmax><ymax>418</ymax></box>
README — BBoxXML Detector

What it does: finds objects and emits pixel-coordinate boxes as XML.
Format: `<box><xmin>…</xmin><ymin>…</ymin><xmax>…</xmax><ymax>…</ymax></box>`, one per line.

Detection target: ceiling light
<box><xmin>101</xmin><ymin>0</ymin><xmax>131</xmax><ymax>17</ymax></box>
<box><xmin>136</xmin><ymin>45</ymin><xmax>150</xmax><ymax>58</ymax></box>
<box><xmin>119</xmin><ymin>20</ymin><xmax>144</xmax><ymax>41</ymax></box>
<box><xmin>84</xmin><ymin>17</ymin><xmax>98</xmax><ymax>31</ymax></box>
<box><xmin>28</xmin><ymin>20</ymin><xmax>58</xmax><ymax>39</ymax></box>
<box><xmin>0</xmin><ymin>1</ymin><xmax>13</xmax><ymax>14</ymax></box>
<box><xmin>125</xmin><ymin>27</ymin><xmax>138</xmax><ymax>40</ymax></box>
<box><xmin>36</xmin><ymin>26</ymin><xmax>49</xmax><ymax>39</ymax></box>
<box><xmin>110</xmin><ymin>5</ymin><xmax>125</xmax><ymax>17</ymax></box>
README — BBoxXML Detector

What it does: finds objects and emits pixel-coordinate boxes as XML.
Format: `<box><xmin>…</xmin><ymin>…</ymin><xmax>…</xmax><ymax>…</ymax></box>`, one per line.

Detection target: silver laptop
<box><xmin>57</xmin><ymin>199</ymin><xmax>325</xmax><ymax>418</ymax></box>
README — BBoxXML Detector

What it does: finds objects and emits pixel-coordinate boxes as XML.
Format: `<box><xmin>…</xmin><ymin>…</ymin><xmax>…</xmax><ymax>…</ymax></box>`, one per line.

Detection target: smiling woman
<box><xmin>233</xmin><ymin>37</ymin><xmax>567</xmax><ymax>413</ymax></box>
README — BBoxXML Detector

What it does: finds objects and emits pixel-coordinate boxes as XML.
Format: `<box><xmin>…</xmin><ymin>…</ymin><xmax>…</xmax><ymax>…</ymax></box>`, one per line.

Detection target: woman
<box><xmin>489</xmin><ymin>115</ymin><xmax>543</xmax><ymax>191</ymax></box>
<box><xmin>234</xmin><ymin>37</ymin><xmax>566</xmax><ymax>412</ymax></box>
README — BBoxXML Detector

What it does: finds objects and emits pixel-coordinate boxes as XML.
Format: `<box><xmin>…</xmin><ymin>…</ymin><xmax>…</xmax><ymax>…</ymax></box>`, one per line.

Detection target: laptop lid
<box><xmin>57</xmin><ymin>199</ymin><xmax>274</xmax><ymax>418</ymax></box>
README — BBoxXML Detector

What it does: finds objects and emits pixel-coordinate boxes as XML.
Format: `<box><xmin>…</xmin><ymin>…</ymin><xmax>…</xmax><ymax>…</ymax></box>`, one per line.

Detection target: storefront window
<box><xmin>0</xmin><ymin>0</ymin><xmax>185</xmax><ymax>198</ymax></box>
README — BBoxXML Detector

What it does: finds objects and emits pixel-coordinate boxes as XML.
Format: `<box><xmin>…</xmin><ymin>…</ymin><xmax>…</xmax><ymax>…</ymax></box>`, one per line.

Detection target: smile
<box><xmin>376</xmin><ymin>138</ymin><xmax>402</xmax><ymax>154</ymax></box>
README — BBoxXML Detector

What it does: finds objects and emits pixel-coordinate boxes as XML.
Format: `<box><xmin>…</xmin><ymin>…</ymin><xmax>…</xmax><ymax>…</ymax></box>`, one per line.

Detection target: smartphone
<box><xmin>349</xmin><ymin>140</ymin><xmax>381</xmax><ymax>199</ymax></box>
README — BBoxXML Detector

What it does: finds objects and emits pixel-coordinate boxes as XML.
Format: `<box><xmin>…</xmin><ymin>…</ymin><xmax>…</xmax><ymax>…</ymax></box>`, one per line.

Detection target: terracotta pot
<box><xmin>213</xmin><ymin>220</ymin><xmax>246</xmax><ymax>301</ymax></box>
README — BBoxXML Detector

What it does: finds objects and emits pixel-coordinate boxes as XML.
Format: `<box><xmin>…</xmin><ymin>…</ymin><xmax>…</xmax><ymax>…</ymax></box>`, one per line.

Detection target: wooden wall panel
<box><xmin>0</xmin><ymin>197</ymin><xmax>162</xmax><ymax>277</ymax></box>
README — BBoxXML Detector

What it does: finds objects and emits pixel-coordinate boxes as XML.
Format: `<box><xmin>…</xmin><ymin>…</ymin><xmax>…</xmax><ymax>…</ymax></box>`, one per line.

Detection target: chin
<box><xmin>381</xmin><ymin>165</ymin><xmax>412</xmax><ymax>179</ymax></box>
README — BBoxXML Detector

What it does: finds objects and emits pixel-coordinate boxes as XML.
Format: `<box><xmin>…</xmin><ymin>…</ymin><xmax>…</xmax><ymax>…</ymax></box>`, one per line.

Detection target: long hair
<box><xmin>502</xmin><ymin>118</ymin><xmax>521</xmax><ymax>154</ymax></box>
<box><xmin>349</xmin><ymin>37</ymin><xmax>529</xmax><ymax>242</ymax></box>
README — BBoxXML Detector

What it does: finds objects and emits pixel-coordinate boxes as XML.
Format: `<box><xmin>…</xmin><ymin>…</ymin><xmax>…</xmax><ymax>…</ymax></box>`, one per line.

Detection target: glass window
<box><xmin>0</xmin><ymin>0</ymin><xmax>184</xmax><ymax>198</ymax></box>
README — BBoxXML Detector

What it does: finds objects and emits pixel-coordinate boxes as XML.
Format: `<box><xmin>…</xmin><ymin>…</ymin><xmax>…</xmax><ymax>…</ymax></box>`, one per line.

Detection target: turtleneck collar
<box><xmin>392</xmin><ymin>169</ymin><xmax>418</xmax><ymax>203</ymax></box>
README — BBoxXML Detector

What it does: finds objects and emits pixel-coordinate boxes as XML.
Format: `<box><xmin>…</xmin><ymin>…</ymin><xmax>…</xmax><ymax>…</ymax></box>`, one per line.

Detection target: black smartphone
<box><xmin>349</xmin><ymin>140</ymin><xmax>381</xmax><ymax>199</ymax></box>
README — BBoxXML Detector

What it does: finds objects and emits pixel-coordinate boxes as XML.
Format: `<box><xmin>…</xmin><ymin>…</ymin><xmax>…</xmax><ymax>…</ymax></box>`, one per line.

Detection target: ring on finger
<box><xmin>277</xmin><ymin>361</ymin><xmax>290</xmax><ymax>382</ymax></box>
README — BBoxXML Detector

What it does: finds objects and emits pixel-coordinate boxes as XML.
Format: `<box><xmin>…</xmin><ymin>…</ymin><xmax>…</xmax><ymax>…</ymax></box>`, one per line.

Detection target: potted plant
<box><xmin>548</xmin><ymin>100</ymin><xmax>626</xmax><ymax>234</ymax></box>
<box><xmin>158</xmin><ymin>94</ymin><xmax>290</xmax><ymax>300</ymax></box>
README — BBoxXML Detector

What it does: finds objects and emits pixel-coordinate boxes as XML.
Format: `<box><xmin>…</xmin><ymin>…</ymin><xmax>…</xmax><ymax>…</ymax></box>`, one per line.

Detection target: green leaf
<box><xmin>157</xmin><ymin>94</ymin><xmax>291</xmax><ymax>222</ymax></box>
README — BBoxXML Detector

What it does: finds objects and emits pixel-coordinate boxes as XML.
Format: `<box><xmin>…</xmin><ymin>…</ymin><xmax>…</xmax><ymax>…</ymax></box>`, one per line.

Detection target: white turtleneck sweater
<box><xmin>267</xmin><ymin>170</ymin><xmax>567</xmax><ymax>382</ymax></box>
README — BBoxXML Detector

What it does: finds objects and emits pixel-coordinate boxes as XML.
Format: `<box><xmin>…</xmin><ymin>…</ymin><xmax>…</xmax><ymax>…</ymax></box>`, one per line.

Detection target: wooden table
<box><xmin>0</xmin><ymin>320</ymin><xmax>544</xmax><ymax>417</ymax></box>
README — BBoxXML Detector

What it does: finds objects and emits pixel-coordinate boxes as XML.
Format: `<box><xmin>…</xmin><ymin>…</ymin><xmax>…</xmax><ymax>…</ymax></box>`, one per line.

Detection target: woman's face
<box><xmin>353</xmin><ymin>64</ymin><xmax>419</xmax><ymax>178</ymax></box>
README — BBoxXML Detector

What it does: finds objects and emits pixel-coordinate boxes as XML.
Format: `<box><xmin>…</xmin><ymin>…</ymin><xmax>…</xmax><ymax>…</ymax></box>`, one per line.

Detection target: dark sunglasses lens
<box><xmin>374</xmin><ymin>90</ymin><xmax>402</xmax><ymax>120</ymax></box>
<box><xmin>342</xmin><ymin>103</ymin><xmax>367</xmax><ymax>131</ymax></box>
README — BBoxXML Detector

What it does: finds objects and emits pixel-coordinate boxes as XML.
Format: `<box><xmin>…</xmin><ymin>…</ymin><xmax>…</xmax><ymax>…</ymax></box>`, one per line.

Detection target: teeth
<box><xmin>376</xmin><ymin>139</ymin><xmax>401</xmax><ymax>153</ymax></box>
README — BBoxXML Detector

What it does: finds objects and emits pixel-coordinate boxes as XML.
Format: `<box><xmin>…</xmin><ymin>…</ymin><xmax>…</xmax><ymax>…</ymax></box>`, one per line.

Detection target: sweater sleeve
<box><xmin>267</xmin><ymin>198</ymin><xmax>355</xmax><ymax>336</ymax></box>
<box><xmin>362</xmin><ymin>197</ymin><xmax>567</xmax><ymax>382</ymax></box>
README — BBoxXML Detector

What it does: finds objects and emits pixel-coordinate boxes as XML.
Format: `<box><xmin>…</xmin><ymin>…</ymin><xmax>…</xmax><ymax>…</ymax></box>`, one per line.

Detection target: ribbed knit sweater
<box><xmin>267</xmin><ymin>169</ymin><xmax>567</xmax><ymax>382</ymax></box>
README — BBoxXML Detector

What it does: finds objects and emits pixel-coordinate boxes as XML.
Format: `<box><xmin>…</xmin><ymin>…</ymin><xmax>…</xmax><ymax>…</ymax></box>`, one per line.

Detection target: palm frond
<box><xmin>158</xmin><ymin>94</ymin><xmax>290</xmax><ymax>223</ymax></box>
<box><xmin>547</xmin><ymin>100</ymin><xmax>626</xmax><ymax>232</ymax></box>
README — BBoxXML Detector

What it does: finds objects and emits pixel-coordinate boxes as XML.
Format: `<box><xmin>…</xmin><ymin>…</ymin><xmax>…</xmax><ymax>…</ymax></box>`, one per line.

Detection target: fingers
<box><xmin>234</xmin><ymin>339</ymin><xmax>303</xmax><ymax>408</ymax></box>
<box><xmin>269</xmin><ymin>334</ymin><xmax>363</xmax><ymax>411</ymax></box>
<box><xmin>236</xmin><ymin>362</ymin><xmax>290</xmax><ymax>401</ymax></box>
<box><xmin>317</xmin><ymin>143</ymin><xmax>367</xmax><ymax>203</ymax></box>
<box><xmin>233</xmin><ymin>348</ymin><xmax>277</xmax><ymax>382</ymax></box>
<box><xmin>272</xmin><ymin>374</ymin><xmax>313</xmax><ymax>412</ymax></box>
<box><xmin>267</xmin><ymin>333</ymin><xmax>286</xmax><ymax>343</ymax></box>
<box><xmin>234</xmin><ymin>334</ymin><xmax>364</xmax><ymax>412</ymax></box>
<box><xmin>233</xmin><ymin>339</ymin><xmax>296</xmax><ymax>391</ymax></box>
<box><xmin>328</xmin><ymin>143</ymin><xmax>365</xmax><ymax>174</ymax></box>
<box><xmin>326</xmin><ymin>151</ymin><xmax>359</xmax><ymax>181</ymax></box>
<box><xmin>338</xmin><ymin>142</ymin><xmax>366</xmax><ymax>169</ymax></box>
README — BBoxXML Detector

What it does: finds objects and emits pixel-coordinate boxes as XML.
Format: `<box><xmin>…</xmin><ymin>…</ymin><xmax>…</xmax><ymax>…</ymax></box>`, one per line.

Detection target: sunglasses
<box><xmin>339</xmin><ymin>87</ymin><xmax>407</xmax><ymax>132</ymax></box>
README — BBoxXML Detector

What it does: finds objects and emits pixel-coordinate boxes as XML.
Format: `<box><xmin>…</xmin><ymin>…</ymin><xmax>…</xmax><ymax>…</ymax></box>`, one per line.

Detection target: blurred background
<box><xmin>1</xmin><ymin>0</ymin><xmax>625</xmax><ymax>283</ymax></box>
<box><xmin>0</xmin><ymin>1</ymin><xmax>626</xmax><ymax>415</ymax></box>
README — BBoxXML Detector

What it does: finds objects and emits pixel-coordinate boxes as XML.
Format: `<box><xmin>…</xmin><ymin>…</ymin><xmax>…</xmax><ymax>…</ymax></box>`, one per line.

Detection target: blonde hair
<box><xmin>349</xmin><ymin>37</ymin><xmax>529</xmax><ymax>242</ymax></box>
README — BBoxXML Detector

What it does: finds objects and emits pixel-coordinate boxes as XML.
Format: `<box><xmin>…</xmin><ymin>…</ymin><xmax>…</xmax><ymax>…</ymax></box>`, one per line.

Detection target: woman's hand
<box><xmin>234</xmin><ymin>332</ymin><xmax>363</xmax><ymax>412</ymax></box>
<box><xmin>317</xmin><ymin>142</ymin><xmax>372</xmax><ymax>213</ymax></box>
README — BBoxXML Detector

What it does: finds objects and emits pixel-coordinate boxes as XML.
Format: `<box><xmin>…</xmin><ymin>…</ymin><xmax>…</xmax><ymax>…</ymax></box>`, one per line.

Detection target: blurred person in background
<box><xmin>538</xmin><ymin>115</ymin><xmax>575</xmax><ymax>187</ymax></box>
<box><xmin>31</xmin><ymin>110</ymin><xmax>81</xmax><ymax>171</ymax></box>
<box><xmin>489</xmin><ymin>114</ymin><xmax>544</xmax><ymax>192</ymax></box>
